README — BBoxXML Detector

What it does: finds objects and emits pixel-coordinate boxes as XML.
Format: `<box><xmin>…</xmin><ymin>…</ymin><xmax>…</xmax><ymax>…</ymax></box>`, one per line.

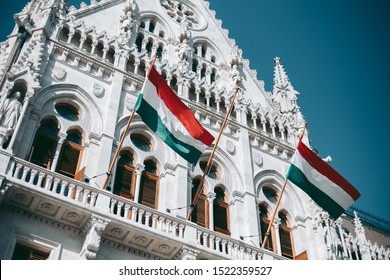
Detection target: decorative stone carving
<box><xmin>53</xmin><ymin>66</ymin><xmax>66</xmax><ymax>81</ymax></box>
<box><xmin>39</xmin><ymin>202</ymin><xmax>57</xmax><ymax>215</ymax></box>
<box><xmin>226</xmin><ymin>140</ymin><xmax>235</xmax><ymax>155</ymax></box>
<box><xmin>92</xmin><ymin>83</ymin><xmax>104</xmax><ymax>97</ymax></box>
<box><xmin>134</xmin><ymin>235</ymin><xmax>148</xmax><ymax>246</ymax></box>
<box><xmin>125</xmin><ymin>94</ymin><xmax>137</xmax><ymax>111</ymax></box>
<box><xmin>80</xmin><ymin>215</ymin><xmax>110</xmax><ymax>260</ymax></box>
<box><xmin>14</xmin><ymin>193</ymin><xmax>28</xmax><ymax>204</ymax></box>
<box><xmin>161</xmin><ymin>0</ymin><xmax>203</xmax><ymax>30</ymax></box>
<box><xmin>254</xmin><ymin>153</ymin><xmax>263</xmax><ymax>166</ymax></box>
<box><xmin>110</xmin><ymin>227</ymin><xmax>123</xmax><ymax>238</ymax></box>
<box><xmin>175</xmin><ymin>246</ymin><xmax>199</xmax><ymax>260</ymax></box>
<box><xmin>158</xmin><ymin>244</ymin><xmax>171</xmax><ymax>255</ymax></box>
<box><xmin>65</xmin><ymin>212</ymin><xmax>80</xmax><ymax>224</ymax></box>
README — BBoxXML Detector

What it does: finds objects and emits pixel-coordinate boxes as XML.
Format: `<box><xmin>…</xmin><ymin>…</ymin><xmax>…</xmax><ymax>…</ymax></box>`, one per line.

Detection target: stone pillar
<box><xmin>50</xmin><ymin>136</ymin><xmax>65</xmax><ymax>172</ymax></box>
<box><xmin>207</xmin><ymin>192</ymin><xmax>216</xmax><ymax>231</ymax></box>
<box><xmin>336</xmin><ymin>219</ymin><xmax>348</xmax><ymax>259</ymax></box>
<box><xmin>273</xmin><ymin>217</ymin><xmax>282</xmax><ymax>256</ymax></box>
<box><xmin>133</xmin><ymin>163</ymin><xmax>144</xmax><ymax>203</ymax></box>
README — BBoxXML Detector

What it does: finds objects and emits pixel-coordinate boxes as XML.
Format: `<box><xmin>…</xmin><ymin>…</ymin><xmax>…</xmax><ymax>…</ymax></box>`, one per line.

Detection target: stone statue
<box><xmin>177</xmin><ymin>38</ymin><xmax>191</xmax><ymax>61</ymax></box>
<box><xmin>120</xmin><ymin>11</ymin><xmax>134</xmax><ymax>34</ymax></box>
<box><xmin>230</xmin><ymin>64</ymin><xmax>241</xmax><ymax>86</ymax></box>
<box><xmin>0</xmin><ymin>91</ymin><xmax>22</xmax><ymax>130</ymax></box>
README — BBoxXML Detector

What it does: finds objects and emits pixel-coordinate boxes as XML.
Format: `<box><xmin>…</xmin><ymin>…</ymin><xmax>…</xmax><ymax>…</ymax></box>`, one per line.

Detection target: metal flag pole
<box><xmin>101</xmin><ymin>53</ymin><xmax>158</xmax><ymax>190</ymax></box>
<box><xmin>261</xmin><ymin>123</ymin><xmax>307</xmax><ymax>250</ymax></box>
<box><xmin>186</xmin><ymin>85</ymin><xmax>240</xmax><ymax>221</ymax></box>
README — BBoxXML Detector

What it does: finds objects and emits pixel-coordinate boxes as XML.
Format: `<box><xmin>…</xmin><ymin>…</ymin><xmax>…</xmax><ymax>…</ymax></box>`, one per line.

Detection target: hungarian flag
<box><xmin>286</xmin><ymin>140</ymin><xmax>360</xmax><ymax>219</ymax></box>
<box><xmin>135</xmin><ymin>65</ymin><xmax>215</xmax><ymax>164</ymax></box>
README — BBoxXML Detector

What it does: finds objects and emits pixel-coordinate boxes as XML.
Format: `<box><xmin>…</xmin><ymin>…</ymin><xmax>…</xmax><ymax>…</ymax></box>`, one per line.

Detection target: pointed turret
<box><xmin>353</xmin><ymin>211</ymin><xmax>372</xmax><ymax>260</ymax></box>
<box><xmin>272</xmin><ymin>57</ymin><xmax>299</xmax><ymax>114</ymax></box>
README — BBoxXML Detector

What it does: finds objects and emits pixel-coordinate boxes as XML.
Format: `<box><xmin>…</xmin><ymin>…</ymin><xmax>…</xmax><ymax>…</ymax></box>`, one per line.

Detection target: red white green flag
<box><xmin>286</xmin><ymin>140</ymin><xmax>361</xmax><ymax>219</ymax></box>
<box><xmin>135</xmin><ymin>65</ymin><xmax>215</xmax><ymax>164</ymax></box>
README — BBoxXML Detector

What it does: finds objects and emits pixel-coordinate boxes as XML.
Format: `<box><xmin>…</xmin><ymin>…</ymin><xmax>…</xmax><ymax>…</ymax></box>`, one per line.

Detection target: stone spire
<box><xmin>353</xmin><ymin>211</ymin><xmax>371</xmax><ymax>260</ymax></box>
<box><xmin>272</xmin><ymin>57</ymin><xmax>299</xmax><ymax>114</ymax></box>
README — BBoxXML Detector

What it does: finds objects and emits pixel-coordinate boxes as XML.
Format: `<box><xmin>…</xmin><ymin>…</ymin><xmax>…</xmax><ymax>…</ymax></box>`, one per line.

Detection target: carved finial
<box><xmin>272</xmin><ymin>56</ymin><xmax>299</xmax><ymax>114</ymax></box>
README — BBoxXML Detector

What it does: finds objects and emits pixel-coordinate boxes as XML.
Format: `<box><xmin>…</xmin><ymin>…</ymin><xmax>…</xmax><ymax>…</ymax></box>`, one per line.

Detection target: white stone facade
<box><xmin>0</xmin><ymin>0</ymin><xmax>388</xmax><ymax>260</ymax></box>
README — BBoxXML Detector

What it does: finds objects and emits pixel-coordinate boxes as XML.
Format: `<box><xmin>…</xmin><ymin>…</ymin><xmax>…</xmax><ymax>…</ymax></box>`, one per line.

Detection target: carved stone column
<box><xmin>207</xmin><ymin>192</ymin><xmax>216</xmax><ymax>231</ymax></box>
<box><xmin>273</xmin><ymin>217</ymin><xmax>282</xmax><ymax>256</ymax></box>
<box><xmin>80</xmin><ymin>215</ymin><xmax>110</xmax><ymax>260</ymax></box>
<box><xmin>133</xmin><ymin>163</ymin><xmax>145</xmax><ymax>203</ymax></box>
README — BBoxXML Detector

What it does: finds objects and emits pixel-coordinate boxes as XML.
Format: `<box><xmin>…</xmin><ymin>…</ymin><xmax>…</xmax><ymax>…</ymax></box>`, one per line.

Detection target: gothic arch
<box><xmin>138</xmin><ymin>11</ymin><xmax>174</xmax><ymax>39</ymax></box>
<box><xmin>191</xmin><ymin>36</ymin><xmax>224</xmax><ymax>63</ymax></box>
<box><xmin>113</xmin><ymin>116</ymin><xmax>175</xmax><ymax>165</ymax></box>
<box><xmin>254</xmin><ymin>169</ymin><xmax>306</xmax><ymax>218</ymax></box>
<box><xmin>31</xmin><ymin>84</ymin><xmax>104</xmax><ymax>135</ymax></box>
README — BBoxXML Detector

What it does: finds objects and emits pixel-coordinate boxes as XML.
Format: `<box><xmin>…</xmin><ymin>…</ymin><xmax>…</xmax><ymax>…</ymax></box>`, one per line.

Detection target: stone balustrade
<box><xmin>2</xmin><ymin>153</ymin><xmax>283</xmax><ymax>260</ymax></box>
<box><xmin>8</xmin><ymin>157</ymin><xmax>99</xmax><ymax>207</ymax></box>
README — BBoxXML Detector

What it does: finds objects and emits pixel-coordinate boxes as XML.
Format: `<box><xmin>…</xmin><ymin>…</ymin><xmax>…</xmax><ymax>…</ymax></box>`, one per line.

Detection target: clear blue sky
<box><xmin>1</xmin><ymin>0</ymin><xmax>389</xmax><ymax>221</ymax></box>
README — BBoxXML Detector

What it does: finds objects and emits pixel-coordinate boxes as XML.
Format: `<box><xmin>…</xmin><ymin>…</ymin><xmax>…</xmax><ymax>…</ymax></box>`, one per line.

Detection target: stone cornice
<box><xmin>1</xmin><ymin>203</ymin><xmax>81</xmax><ymax>234</ymax></box>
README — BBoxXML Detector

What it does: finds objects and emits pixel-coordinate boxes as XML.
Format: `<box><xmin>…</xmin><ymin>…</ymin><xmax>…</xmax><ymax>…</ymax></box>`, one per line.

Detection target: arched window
<box><xmin>213</xmin><ymin>187</ymin><xmax>230</xmax><ymax>235</ymax></box>
<box><xmin>58</xmin><ymin>27</ymin><xmax>69</xmax><ymax>42</ymax></box>
<box><xmin>126</xmin><ymin>55</ymin><xmax>136</xmax><ymax>73</ymax></box>
<box><xmin>200</xmin><ymin>64</ymin><xmax>206</xmax><ymax>79</ymax></box>
<box><xmin>170</xmin><ymin>75</ymin><xmax>178</xmax><ymax>92</ymax></box>
<box><xmin>139</xmin><ymin>159</ymin><xmax>159</xmax><ymax>209</ymax></box>
<box><xmin>201</xmin><ymin>45</ymin><xmax>207</xmax><ymax>58</ymax></box>
<box><xmin>113</xmin><ymin>152</ymin><xmax>136</xmax><ymax>200</ymax></box>
<box><xmin>192</xmin><ymin>59</ymin><xmax>198</xmax><ymax>73</ymax></box>
<box><xmin>70</xmin><ymin>32</ymin><xmax>81</xmax><ymax>48</ymax></box>
<box><xmin>279</xmin><ymin>212</ymin><xmax>294</xmax><ymax>259</ymax></box>
<box><xmin>149</xmin><ymin>20</ymin><xmax>156</xmax><ymax>33</ymax></box>
<box><xmin>107</xmin><ymin>47</ymin><xmax>115</xmax><ymax>64</ymax></box>
<box><xmin>190</xmin><ymin>178</ymin><xmax>208</xmax><ymax>228</ymax></box>
<box><xmin>145</xmin><ymin>39</ymin><xmax>153</xmax><ymax>55</ymax></box>
<box><xmin>189</xmin><ymin>83</ymin><xmax>196</xmax><ymax>102</ymax></box>
<box><xmin>156</xmin><ymin>43</ymin><xmax>163</xmax><ymax>58</ymax></box>
<box><xmin>130</xmin><ymin>133</ymin><xmax>152</xmax><ymax>152</ymax></box>
<box><xmin>210</xmin><ymin>69</ymin><xmax>216</xmax><ymax>83</ymax></box>
<box><xmin>56</xmin><ymin>130</ymin><xmax>83</xmax><ymax>178</ymax></box>
<box><xmin>138</xmin><ymin>61</ymin><xmax>146</xmax><ymax>77</ymax></box>
<box><xmin>55</xmin><ymin>103</ymin><xmax>80</xmax><ymax>121</ymax></box>
<box><xmin>83</xmin><ymin>37</ymin><xmax>93</xmax><ymax>53</ymax></box>
<box><xmin>28</xmin><ymin>120</ymin><xmax>58</xmax><ymax>169</ymax></box>
<box><xmin>135</xmin><ymin>33</ymin><xmax>144</xmax><ymax>53</ymax></box>
<box><xmin>95</xmin><ymin>42</ymin><xmax>104</xmax><ymax>57</ymax></box>
<box><xmin>263</xmin><ymin>186</ymin><xmax>278</xmax><ymax>204</ymax></box>
<box><xmin>259</xmin><ymin>204</ymin><xmax>274</xmax><ymax>252</ymax></box>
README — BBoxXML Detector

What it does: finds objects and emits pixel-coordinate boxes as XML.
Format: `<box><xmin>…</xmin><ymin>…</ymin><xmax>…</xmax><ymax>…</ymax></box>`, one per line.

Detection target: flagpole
<box><xmin>101</xmin><ymin>109</ymin><xmax>136</xmax><ymax>190</ymax></box>
<box><xmin>101</xmin><ymin>53</ymin><xmax>158</xmax><ymax>190</ymax></box>
<box><xmin>186</xmin><ymin>85</ymin><xmax>240</xmax><ymax>221</ymax></box>
<box><xmin>261</xmin><ymin>123</ymin><xmax>307</xmax><ymax>250</ymax></box>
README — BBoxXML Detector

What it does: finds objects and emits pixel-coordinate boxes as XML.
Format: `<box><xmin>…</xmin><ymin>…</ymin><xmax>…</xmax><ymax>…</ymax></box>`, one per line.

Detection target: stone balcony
<box><xmin>0</xmin><ymin>149</ymin><xmax>285</xmax><ymax>260</ymax></box>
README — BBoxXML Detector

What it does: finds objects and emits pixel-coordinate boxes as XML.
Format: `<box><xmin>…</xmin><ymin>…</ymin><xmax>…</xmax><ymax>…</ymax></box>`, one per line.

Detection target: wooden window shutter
<box><xmin>294</xmin><ymin>250</ymin><xmax>308</xmax><ymax>260</ymax></box>
<box><xmin>12</xmin><ymin>243</ymin><xmax>49</xmax><ymax>260</ymax></box>
<box><xmin>139</xmin><ymin>173</ymin><xmax>157</xmax><ymax>209</ymax></box>
<box><xmin>213</xmin><ymin>201</ymin><xmax>230</xmax><ymax>235</ymax></box>
<box><xmin>280</xmin><ymin>225</ymin><xmax>294</xmax><ymax>259</ymax></box>
<box><xmin>113</xmin><ymin>164</ymin><xmax>135</xmax><ymax>200</ymax></box>
<box><xmin>56</xmin><ymin>142</ymin><xmax>81</xmax><ymax>178</ymax></box>
<box><xmin>261</xmin><ymin>218</ymin><xmax>274</xmax><ymax>252</ymax></box>
<box><xmin>192</xmin><ymin>195</ymin><xmax>207</xmax><ymax>228</ymax></box>
<box><xmin>29</xmin><ymin>134</ymin><xmax>57</xmax><ymax>168</ymax></box>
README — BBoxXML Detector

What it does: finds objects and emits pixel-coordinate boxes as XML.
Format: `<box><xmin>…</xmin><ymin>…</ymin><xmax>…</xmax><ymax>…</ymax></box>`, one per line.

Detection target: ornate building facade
<box><xmin>0</xmin><ymin>0</ymin><xmax>389</xmax><ymax>260</ymax></box>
